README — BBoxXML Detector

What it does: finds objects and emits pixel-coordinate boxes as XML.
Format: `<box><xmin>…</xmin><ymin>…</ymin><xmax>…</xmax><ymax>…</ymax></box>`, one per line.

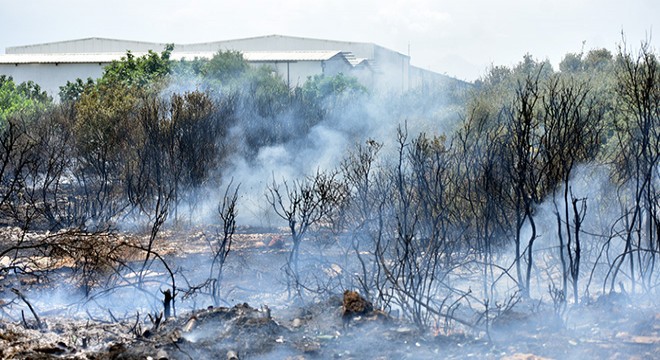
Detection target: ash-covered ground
<box><xmin>1</xmin><ymin>229</ymin><xmax>659</xmax><ymax>360</ymax></box>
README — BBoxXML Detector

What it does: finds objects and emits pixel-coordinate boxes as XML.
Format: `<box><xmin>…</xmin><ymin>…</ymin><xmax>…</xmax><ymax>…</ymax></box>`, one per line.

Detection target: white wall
<box><xmin>252</xmin><ymin>61</ymin><xmax>322</xmax><ymax>88</ymax></box>
<box><xmin>372</xmin><ymin>45</ymin><xmax>410</xmax><ymax>92</ymax></box>
<box><xmin>252</xmin><ymin>56</ymin><xmax>353</xmax><ymax>89</ymax></box>
<box><xmin>0</xmin><ymin>63</ymin><xmax>106</xmax><ymax>99</ymax></box>
<box><xmin>409</xmin><ymin>65</ymin><xmax>454</xmax><ymax>89</ymax></box>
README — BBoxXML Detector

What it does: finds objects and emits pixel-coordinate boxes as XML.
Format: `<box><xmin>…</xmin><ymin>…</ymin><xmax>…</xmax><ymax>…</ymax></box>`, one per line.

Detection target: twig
<box><xmin>85</xmin><ymin>309</ymin><xmax>112</xmax><ymax>324</ymax></box>
<box><xmin>171</xmin><ymin>340</ymin><xmax>195</xmax><ymax>360</ymax></box>
<box><xmin>12</xmin><ymin>288</ymin><xmax>44</xmax><ymax>330</ymax></box>
<box><xmin>148</xmin><ymin>311</ymin><xmax>163</xmax><ymax>332</ymax></box>
<box><xmin>21</xmin><ymin>310</ymin><xmax>29</xmax><ymax>329</ymax></box>
<box><xmin>129</xmin><ymin>311</ymin><xmax>141</xmax><ymax>336</ymax></box>
<box><xmin>108</xmin><ymin>309</ymin><xmax>119</xmax><ymax>322</ymax></box>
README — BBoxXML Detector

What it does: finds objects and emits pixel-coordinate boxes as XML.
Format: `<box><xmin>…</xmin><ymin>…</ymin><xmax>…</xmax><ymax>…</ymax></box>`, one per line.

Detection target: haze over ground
<box><xmin>0</xmin><ymin>0</ymin><xmax>657</xmax><ymax>81</ymax></box>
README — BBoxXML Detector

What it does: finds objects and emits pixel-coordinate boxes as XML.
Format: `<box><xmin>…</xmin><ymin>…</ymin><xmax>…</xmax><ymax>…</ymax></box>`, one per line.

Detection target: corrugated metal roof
<box><xmin>242</xmin><ymin>50</ymin><xmax>342</xmax><ymax>62</ymax></box>
<box><xmin>0</xmin><ymin>50</ymin><xmax>347</xmax><ymax>65</ymax></box>
<box><xmin>163</xmin><ymin>51</ymin><xmax>346</xmax><ymax>62</ymax></box>
<box><xmin>6</xmin><ymin>37</ymin><xmax>171</xmax><ymax>54</ymax></box>
<box><xmin>0</xmin><ymin>53</ymin><xmax>126</xmax><ymax>64</ymax></box>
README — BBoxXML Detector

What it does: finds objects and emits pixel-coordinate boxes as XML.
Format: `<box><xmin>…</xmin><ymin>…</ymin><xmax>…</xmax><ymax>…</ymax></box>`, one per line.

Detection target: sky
<box><xmin>0</xmin><ymin>0</ymin><xmax>658</xmax><ymax>81</ymax></box>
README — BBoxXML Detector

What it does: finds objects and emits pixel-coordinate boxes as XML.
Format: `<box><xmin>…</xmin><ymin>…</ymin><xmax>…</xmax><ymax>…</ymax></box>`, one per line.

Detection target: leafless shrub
<box><xmin>210</xmin><ymin>181</ymin><xmax>240</xmax><ymax>306</ymax></box>
<box><xmin>339</xmin><ymin>139</ymin><xmax>386</xmax><ymax>303</ymax></box>
<box><xmin>266</xmin><ymin>169</ymin><xmax>348</xmax><ymax>299</ymax></box>
<box><xmin>547</xmin><ymin>283</ymin><xmax>567</xmax><ymax>321</ymax></box>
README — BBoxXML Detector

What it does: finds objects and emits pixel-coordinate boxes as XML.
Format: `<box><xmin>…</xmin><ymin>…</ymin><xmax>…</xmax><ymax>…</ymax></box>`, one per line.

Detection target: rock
<box><xmin>182</xmin><ymin>316</ymin><xmax>197</xmax><ymax>332</ymax></box>
<box><xmin>396</xmin><ymin>326</ymin><xmax>415</xmax><ymax>335</ymax></box>
<box><xmin>267</xmin><ymin>235</ymin><xmax>285</xmax><ymax>249</ymax></box>
<box><xmin>156</xmin><ymin>349</ymin><xmax>169</xmax><ymax>360</ymax></box>
<box><xmin>292</xmin><ymin>318</ymin><xmax>303</xmax><ymax>328</ymax></box>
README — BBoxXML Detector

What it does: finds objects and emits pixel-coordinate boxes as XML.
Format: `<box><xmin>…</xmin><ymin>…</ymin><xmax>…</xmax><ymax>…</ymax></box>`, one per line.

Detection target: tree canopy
<box><xmin>0</xmin><ymin>75</ymin><xmax>52</xmax><ymax>120</ymax></box>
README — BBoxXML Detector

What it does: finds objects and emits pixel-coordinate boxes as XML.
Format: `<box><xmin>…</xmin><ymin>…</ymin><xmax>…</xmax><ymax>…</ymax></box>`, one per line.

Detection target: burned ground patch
<box><xmin>1</xmin><ymin>228</ymin><xmax>659</xmax><ymax>360</ymax></box>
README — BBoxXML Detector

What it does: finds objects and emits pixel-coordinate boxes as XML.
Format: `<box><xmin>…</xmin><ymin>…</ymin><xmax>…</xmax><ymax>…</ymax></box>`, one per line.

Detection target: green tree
<box><xmin>583</xmin><ymin>48</ymin><xmax>613</xmax><ymax>72</ymax></box>
<box><xmin>559</xmin><ymin>52</ymin><xmax>583</xmax><ymax>73</ymax></box>
<box><xmin>101</xmin><ymin>44</ymin><xmax>174</xmax><ymax>89</ymax></box>
<box><xmin>296</xmin><ymin>73</ymin><xmax>367</xmax><ymax>121</ymax></box>
<box><xmin>59</xmin><ymin>78</ymin><xmax>96</xmax><ymax>103</ymax></box>
<box><xmin>70</xmin><ymin>82</ymin><xmax>140</xmax><ymax>224</ymax></box>
<box><xmin>246</xmin><ymin>66</ymin><xmax>290</xmax><ymax>118</ymax></box>
<box><xmin>513</xmin><ymin>53</ymin><xmax>554</xmax><ymax>79</ymax></box>
<box><xmin>201</xmin><ymin>50</ymin><xmax>250</xmax><ymax>84</ymax></box>
<box><xmin>0</xmin><ymin>76</ymin><xmax>51</xmax><ymax>120</ymax></box>
<box><xmin>59</xmin><ymin>44</ymin><xmax>174</xmax><ymax>104</ymax></box>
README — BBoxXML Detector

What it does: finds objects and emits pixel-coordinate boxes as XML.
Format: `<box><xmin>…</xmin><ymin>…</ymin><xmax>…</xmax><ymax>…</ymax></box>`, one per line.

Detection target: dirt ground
<box><xmin>1</xmin><ymin>228</ymin><xmax>660</xmax><ymax>359</ymax></box>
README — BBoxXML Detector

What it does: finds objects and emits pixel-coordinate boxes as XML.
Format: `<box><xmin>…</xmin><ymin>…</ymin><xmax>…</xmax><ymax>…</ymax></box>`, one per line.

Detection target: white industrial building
<box><xmin>0</xmin><ymin>35</ymin><xmax>451</xmax><ymax>100</ymax></box>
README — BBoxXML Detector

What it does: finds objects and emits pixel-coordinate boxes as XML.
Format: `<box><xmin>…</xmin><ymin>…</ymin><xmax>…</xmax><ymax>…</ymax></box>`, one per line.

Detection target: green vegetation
<box><xmin>0</xmin><ymin>75</ymin><xmax>51</xmax><ymax>120</ymax></box>
<box><xmin>296</xmin><ymin>72</ymin><xmax>367</xmax><ymax>120</ymax></box>
<box><xmin>199</xmin><ymin>49</ymin><xmax>250</xmax><ymax>84</ymax></box>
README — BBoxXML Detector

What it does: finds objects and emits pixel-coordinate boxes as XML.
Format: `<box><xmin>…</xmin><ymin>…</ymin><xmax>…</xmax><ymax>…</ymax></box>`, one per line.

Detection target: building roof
<box><xmin>182</xmin><ymin>34</ymin><xmax>377</xmax><ymax>52</ymax></box>
<box><xmin>0</xmin><ymin>53</ymin><xmax>125</xmax><ymax>64</ymax></box>
<box><xmin>5</xmin><ymin>35</ymin><xmax>409</xmax><ymax>61</ymax></box>
<box><xmin>0</xmin><ymin>50</ymin><xmax>352</xmax><ymax>65</ymax></box>
<box><xmin>6</xmin><ymin>37</ymin><xmax>170</xmax><ymax>54</ymax></box>
<box><xmin>186</xmin><ymin>34</ymin><xmax>374</xmax><ymax>48</ymax></box>
<box><xmin>242</xmin><ymin>50</ymin><xmax>343</xmax><ymax>62</ymax></box>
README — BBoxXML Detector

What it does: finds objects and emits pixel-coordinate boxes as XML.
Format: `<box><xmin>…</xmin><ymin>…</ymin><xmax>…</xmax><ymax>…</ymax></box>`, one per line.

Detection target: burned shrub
<box><xmin>49</xmin><ymin>231</ymin><xmax>134</xmax><ymax>296</ymax></box>
<box><xmin>266</xmin><ymin>169</ymin><xmax>348</xmax><ymax>299</ymax></box>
